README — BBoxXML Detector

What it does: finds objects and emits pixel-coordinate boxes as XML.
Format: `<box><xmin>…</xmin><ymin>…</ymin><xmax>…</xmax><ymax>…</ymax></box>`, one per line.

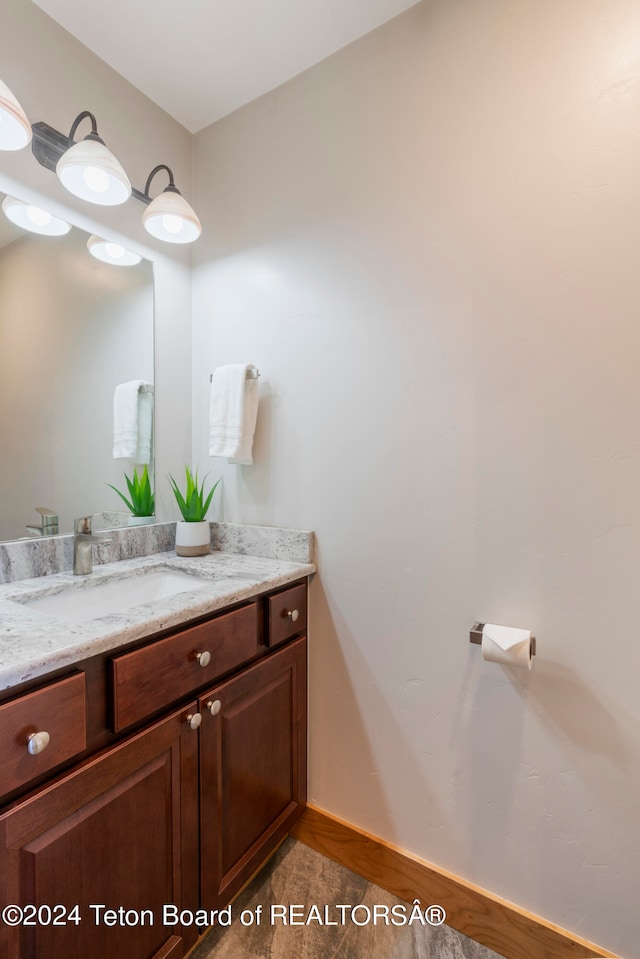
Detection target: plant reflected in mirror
<box><xmin>107</xmin><ymin>465</ymin><xmax>154</xmax><ymax>518</ymax></box>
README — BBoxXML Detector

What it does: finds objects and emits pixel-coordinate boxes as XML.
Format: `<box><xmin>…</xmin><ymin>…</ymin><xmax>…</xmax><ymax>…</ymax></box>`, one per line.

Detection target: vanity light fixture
<box><xmin>2</xmin><ymin>195</ymin><xmax>71</xmax><ymax>236</ymax></box>
<box><xmin>0</xmin><ymin>78</ymin><xmax>31</xmax><ymax>151</ymax></box>
<box><xmin>87</xmin><ymin>234</ymin><xmax>142</xmax><ymax>266</ymax></box>
<box><xmin>55</xmin><ymin>111</ymin><xmax>131</xmax><ymax>206</ymax></box>
<box><xmin>25</xmin><ymin>105</ymin><xmax>202</xmax><ymax>242</ymax></box>
<box><xmin>141</xmin><ymin>165</ymin><xmax>201</xmax><ymax>244</ymax></box>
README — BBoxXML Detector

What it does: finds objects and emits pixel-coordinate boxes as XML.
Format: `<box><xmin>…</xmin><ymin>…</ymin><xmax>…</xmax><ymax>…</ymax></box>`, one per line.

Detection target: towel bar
<box><xmin>210</xmin><ymin>368</ymin><xmax>260</xmax><ymax>381</ymax></box>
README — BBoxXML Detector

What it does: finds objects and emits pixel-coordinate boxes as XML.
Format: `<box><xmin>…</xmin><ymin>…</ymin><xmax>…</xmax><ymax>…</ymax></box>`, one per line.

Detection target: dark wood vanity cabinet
<box><xmin>0</xmin><ymin>579</ymin><xmax>308</xmax><ymax>959</ymax></box>
<box><xmin>0</xmin><ymin>703</ymin><xmax>199</xmax><ymax>959</ymax></box>
<box><xmin>200</xmin><ymin>636</ymin><xmax>307</xmax><ymax>910</ymax></box>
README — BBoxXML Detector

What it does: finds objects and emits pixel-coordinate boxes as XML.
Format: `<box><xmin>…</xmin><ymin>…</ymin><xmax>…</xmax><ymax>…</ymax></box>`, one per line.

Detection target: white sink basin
<box><xmin>23</xmin><ymin>570</ymin><xmax>211</xmax><ymax>624</ymax></box>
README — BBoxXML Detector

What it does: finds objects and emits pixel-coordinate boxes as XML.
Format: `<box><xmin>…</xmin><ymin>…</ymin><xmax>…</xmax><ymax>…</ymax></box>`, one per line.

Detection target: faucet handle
<box><xmin>74</xmin><ymin>515</ymin><xmax>94</xmax><ymax>534</ymax></box>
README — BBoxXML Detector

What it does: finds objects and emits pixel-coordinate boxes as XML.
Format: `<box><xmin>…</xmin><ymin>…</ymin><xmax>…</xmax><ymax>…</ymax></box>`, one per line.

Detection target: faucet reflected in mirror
<box><xmin>0</xmin><ymin>184</ymin><xmax>154</xmax><ymax>544</ymax></box>
<box><xmin>25</xmin><ymin>507</ymin><xmax>59</xmax><ymax>537</ymax></box>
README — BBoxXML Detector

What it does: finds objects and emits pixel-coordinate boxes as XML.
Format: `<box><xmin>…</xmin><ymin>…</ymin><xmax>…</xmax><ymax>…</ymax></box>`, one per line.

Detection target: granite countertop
<box><xmin>0</xmin><ymin>549</ymin><xmax>315</xmax><ymax>692</ymax></box>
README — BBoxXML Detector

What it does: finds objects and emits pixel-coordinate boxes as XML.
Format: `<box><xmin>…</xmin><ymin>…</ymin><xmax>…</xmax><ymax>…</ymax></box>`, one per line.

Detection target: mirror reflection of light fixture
<box><xmin>87</xmin><ymin>234</ymin><xmax>142</xmax><ymax>266</ymax></box>
<box><xmin>2</xmin><ymin>195</ymin><xmax>71</xmax><ymax>236</ymax></box>
<box><xmin>141</xmin><ymin>164</ymin><xmax>202</xmax><ymax>244</ymax></box>
<box><xmin>55</xmin><ymin>111</ymin><xmax>131</xmax><ymax>206</ymax></box>
<box><xmin>0</xmin><ymin>78</ymin><xmax>32</xmax><ymax>151</ymax></box>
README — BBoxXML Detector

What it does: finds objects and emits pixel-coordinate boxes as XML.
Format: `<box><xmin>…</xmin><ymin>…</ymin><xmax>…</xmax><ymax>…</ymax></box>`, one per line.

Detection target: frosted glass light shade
<box><xmin>87</xmin><ymin>235</ymin><xmax>142</xmax><ymax>266</ymax></box>
<box><xmin>0</xmin><ymin>79</ymin><xmax>31</xmax><ymax>150</ymax></box>
<box><xmin>142</xmin><ymin>190</ymin><xmax>201</xmax><ymax>244</ymax></box>
<box><xmin>56</xmin><ymin>138</ymin><xmax>131</xmax><ymax>206</ymax></box>
<box><xmin>2</xmin><ymin>196</ymin><xmax>71</xmax><ymax>236</ymax></box>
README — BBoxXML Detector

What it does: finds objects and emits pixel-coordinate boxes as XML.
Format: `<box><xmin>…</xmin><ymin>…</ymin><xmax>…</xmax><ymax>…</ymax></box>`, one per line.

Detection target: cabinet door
<box><xmin>199</xmin><ymin>637</ymin><xmax>307</xmax><ymax>909</ymax></box>
<box><xmin>0</xmin><ymin>703</ymin><xmax>200</xmax><ymax>959</ymax></box>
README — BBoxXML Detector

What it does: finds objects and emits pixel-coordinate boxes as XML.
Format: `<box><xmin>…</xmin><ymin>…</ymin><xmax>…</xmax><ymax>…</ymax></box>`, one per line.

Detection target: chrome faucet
<box><xmin>73</xmin><ymin>515</ymin><xmax>112</xmax><ymax>575</ymax></box>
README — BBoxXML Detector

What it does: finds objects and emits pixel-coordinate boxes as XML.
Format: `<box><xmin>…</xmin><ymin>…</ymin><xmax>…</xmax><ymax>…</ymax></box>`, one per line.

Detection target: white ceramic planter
<box><xmin>175</xmin><ymin>520</ymin><xmax>211</xmax><ymax>557</ymax></box>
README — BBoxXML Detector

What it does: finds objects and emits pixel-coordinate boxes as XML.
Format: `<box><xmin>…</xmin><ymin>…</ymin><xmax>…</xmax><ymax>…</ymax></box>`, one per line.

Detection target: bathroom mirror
<box><xmin>0</xmin><ymin>190</ymin><xmax>154</xmax><ymax>543</ymax></box>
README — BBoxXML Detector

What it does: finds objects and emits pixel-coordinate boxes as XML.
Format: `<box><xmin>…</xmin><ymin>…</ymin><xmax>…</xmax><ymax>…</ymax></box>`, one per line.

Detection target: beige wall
<box><xmin>192</xmin><ymin>1</ymin><xmax>640</xmax><ymax>955</ymax></box>
<box><xmin>0</xmin><ymin>0</ymin><xmax>193</xmax><ymax>520</ymax></box>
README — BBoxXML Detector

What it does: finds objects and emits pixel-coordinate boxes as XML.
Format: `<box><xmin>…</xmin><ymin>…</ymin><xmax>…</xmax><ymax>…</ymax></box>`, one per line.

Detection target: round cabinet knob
<box><xmin>196</xmin><ymin>651</ymin><xmax>211</xmax><ymax>668</ymax></box>
<box><xmin>207</xmin><ymin>699</ymin><xmax>222</xmax><ymax>716</ymax></box>
<box><xmin>287</xmin><ymin>609</ymin><xmax>300</xmax><ymax>623</ymax></box>
<box><xmin>27</xmin><ymin>731</ymin><xmax>51</xmax><ymax>756</ymax></box>
<box><xmin>186</xmin><ymin>713</ymin><xmax>202</xmax><ymax>730</ymax></box>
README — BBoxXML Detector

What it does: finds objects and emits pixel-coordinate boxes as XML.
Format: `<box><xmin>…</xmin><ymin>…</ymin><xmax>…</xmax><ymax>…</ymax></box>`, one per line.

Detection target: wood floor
<box><xmin>189</xmin><ymin>838</ymin><xmax>504</xmax><ymax>959</ymax></box>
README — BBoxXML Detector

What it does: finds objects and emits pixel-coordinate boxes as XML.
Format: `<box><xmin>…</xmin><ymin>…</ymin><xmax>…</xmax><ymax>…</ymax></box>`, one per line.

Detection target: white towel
<box><xmin>113</xmin><ymin>381</ymin><xmax>154</xmax><ymax>463</ymax></box>
<box><xmin>209</xmin><ymin>364</ymin><xmax>259</xmax><ymax>465</ymax></box>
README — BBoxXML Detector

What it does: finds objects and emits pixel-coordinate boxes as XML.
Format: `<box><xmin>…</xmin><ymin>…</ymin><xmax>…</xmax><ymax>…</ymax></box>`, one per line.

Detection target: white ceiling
<box><xmin>32</xmin><ymin>0</ymin><xmax>420</xmax><ymax>133</ymax></box>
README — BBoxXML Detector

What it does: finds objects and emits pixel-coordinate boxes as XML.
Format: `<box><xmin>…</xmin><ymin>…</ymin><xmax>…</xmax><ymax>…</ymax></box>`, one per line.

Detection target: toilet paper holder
<box><xmin>470</xmin><ymin>623</ymin><xmax>536</xmax><ymax>656</ymax></box>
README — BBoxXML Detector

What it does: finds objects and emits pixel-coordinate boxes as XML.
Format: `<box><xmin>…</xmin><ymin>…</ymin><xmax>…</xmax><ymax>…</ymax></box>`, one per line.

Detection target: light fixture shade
<box><xmin>0</xmin><ymin>79</ymin><xmax>31</xmax><ymax>151</ymax></box>
<box><xmin>56</xmin><ymin>138</ymin><xmax>131</xmax><ymax>206</ymax></box>
<box><xmin>142</xmin><ymin>189</ymin><xmax>201</xmax><ymax>244</ymax></box>
<box><xmin>87</xmin><ymin>235</ymin><xmax>142</xmax><ymax>266</ymax></box>
<box><xmin>2</xmin><ymin>196</ymin><xmax>71</xmax><ymax>236</ymax></box>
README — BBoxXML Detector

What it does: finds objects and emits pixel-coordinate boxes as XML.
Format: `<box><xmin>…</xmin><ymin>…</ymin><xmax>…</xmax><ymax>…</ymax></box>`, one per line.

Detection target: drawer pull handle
<box><xmin>207</xmin><ymin>699</ymin><xmax>222</xmax><ymax>716</ymax></box>
<box><xmin>287</xmin><ymin>609</ymin><xmax>300</xmax><ymax>623</ymax></box>
<box><xmin>27</xmin><ymin>731</ymin><xmax>51</xmax><ymax>755</ymax></box>
<box><xmin>186</xmin><ymin>713</ymin><xmax>202</xmax><ymax>730</ymax></box>
<box><xmin>196</xmin><ymin>651</ymin><xmax>211</xmax><ymax>667</ymax></box>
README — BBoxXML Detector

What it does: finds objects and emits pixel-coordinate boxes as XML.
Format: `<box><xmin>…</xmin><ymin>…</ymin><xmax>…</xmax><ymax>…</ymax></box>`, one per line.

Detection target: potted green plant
<box><xmin>169</xmin><ymin>466</ymin><xmax>220</xmax><ymax>556</ymax></box>
<box><xmin>107</xmin><ymin>465</ymin><xmax>155</xmax><ymax>526</ymax></box>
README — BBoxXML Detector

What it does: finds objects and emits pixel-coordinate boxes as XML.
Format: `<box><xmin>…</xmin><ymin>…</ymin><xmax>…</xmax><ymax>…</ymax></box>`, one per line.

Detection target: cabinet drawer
<box><xmin>0</xmin><ymin>672</ymin><xmax>86</xmax><ymax>795</ymax></box>
<box><xmin>111</xmin><ymin>603</ymin><xmax>259</xmax><ymax>731</ymax></box>
<box><xmin>267</xmin><ymin>582</ymin><xmax>307</xmax><ymax>648</ymax></box>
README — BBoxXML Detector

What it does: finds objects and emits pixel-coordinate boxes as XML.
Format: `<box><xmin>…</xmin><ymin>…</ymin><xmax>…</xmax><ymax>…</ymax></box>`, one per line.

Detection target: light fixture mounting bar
<box><xmin>30</xmin><ymin>121</ymin><xmax>150</xmax><ymax>205</ymax></box>
<box><xmin>31</xmin><ymin>121</ymin><xmax>69</xmax><ymax>173</ymax></box>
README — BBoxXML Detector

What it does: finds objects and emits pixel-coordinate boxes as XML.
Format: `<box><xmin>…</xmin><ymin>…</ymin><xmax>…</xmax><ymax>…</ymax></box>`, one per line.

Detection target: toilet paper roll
<box><xmin>481</xmin><ymin>623</ymin><xmax>533</xmax><ymax>670</ymax></box>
